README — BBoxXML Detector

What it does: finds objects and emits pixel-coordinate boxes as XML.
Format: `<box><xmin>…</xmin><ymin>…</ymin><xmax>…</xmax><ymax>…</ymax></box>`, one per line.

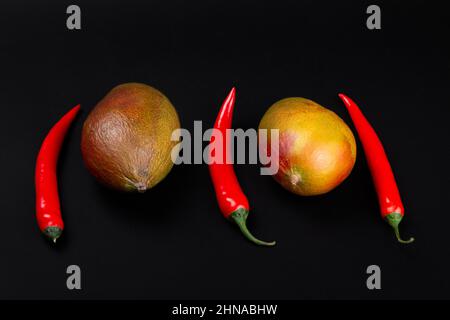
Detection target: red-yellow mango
<box><xmin>259</xmin><ymin>97</ymin><xmax>356</xmax><ymax>196</ymax></box>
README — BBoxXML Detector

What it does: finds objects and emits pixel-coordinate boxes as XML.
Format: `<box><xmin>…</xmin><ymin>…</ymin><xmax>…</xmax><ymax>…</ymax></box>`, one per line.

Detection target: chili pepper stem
<box><xmin>230</xmin><ymin>208</ymin><xmax>276</xmax><ymax>247</ymax></box>
<box><xmin>385</xmin><ymin>213</ymin><xmax>414</xmax><ymax>244</ymax></box>
<box><xmin>43</xmin><ymin>226</ymin><xmax>63</xmax><ymax>243</ymax></box>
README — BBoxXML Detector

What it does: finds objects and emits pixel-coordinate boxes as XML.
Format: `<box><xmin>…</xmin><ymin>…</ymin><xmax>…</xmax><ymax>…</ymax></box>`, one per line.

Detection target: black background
<box><xmin>0</xmin><ymin>0</ymin><xmax>449</xmax><ymax>300</ymax></box>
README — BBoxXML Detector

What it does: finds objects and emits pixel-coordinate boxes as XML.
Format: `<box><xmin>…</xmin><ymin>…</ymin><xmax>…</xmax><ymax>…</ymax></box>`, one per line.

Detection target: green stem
<box><xmin>230</xmin><ymin>208</ymin><xmax>276</xmax><ymax>247</ymax></box>
<box><xmin>385</xmin><ymin>212</ymin><xmax>414</xmax><ymax>244</ymax></box>
<box><xmin>43</xmin><ymin>226</ymin><xmax>63</xmax><ymax>243</ymax></box>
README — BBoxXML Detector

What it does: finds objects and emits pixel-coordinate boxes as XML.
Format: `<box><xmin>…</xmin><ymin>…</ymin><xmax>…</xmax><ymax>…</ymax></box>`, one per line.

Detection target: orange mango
<box><xmin>259</xmin><ymin>97</ymin><xmax>356</xmax><ymax>196</ymax></box>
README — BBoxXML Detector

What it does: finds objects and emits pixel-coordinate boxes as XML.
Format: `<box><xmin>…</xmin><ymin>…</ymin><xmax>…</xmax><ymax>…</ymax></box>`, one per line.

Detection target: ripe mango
<box><xmin>81</xmin><ymin>83</ymin><xmax>180</xmax><ymax>192</ymax></box>
<box><xmin>259</xmin><ymin>97</ymin><xmax>356</xmax><ymax>196</ymax></box>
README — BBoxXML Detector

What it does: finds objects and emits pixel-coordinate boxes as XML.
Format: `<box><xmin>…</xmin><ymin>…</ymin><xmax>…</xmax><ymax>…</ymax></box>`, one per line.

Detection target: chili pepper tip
<box><xmin>67</xmin><ymin>104</ymin><xmax>81</xmax><ymax>117</ymax></box>
<box><xmin>385</xmin><ymin>213</ymin><xmax>414</xmax><ymax>244</ymax></box>
<box><xmin>230</xmin><ymin>208</ymin><xmax>276</xmax><ymax>247</ymax></box>
<box><xmin>338</xmin><ymin>93</ymin><xmax>349</xmax><ymax>103</ymax></box>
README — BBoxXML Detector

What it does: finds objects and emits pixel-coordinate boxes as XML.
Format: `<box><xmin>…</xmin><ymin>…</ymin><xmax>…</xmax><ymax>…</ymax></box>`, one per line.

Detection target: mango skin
<box><xmin>259</xmin><ymin>97</ymin><xmax>356</xmax><ymax>196</ymax></box>
<box><xmin>81</xmin><ymin>83</ymin><xmax>180</xmax><ymax>192</ymax></box>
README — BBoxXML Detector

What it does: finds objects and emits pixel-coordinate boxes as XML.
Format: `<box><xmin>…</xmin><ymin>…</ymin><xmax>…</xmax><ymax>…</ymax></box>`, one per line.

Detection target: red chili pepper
<box><xmin>35</xmin><ymin>105</ymin><xmax>80</xmax><ymax>243</ymax></box>
<box><xmin>338</xmin><ymin>94</ymin><xmax>414</xmax><ymax>244</ymax></box>
<box><xmin>208</xmin><ymin>88</ymin><xmax>275</xmax><ymax>246</ymax></box>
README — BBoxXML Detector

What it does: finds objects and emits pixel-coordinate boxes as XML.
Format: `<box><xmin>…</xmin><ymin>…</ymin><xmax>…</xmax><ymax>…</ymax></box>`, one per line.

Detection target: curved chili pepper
<box><xmin>35</xmin><ymin>105</ymin><xmax>80</xmax><ymax>243</ymax></box>
<box><xmin>208</xmin><ymin>88</ymin><xmax>275</xmax><ymax>246</ymax></box>
<box><xmin>338</xmin><ymin>94</ymin><xmax>414</xmax><ymax>244</ymax></box>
